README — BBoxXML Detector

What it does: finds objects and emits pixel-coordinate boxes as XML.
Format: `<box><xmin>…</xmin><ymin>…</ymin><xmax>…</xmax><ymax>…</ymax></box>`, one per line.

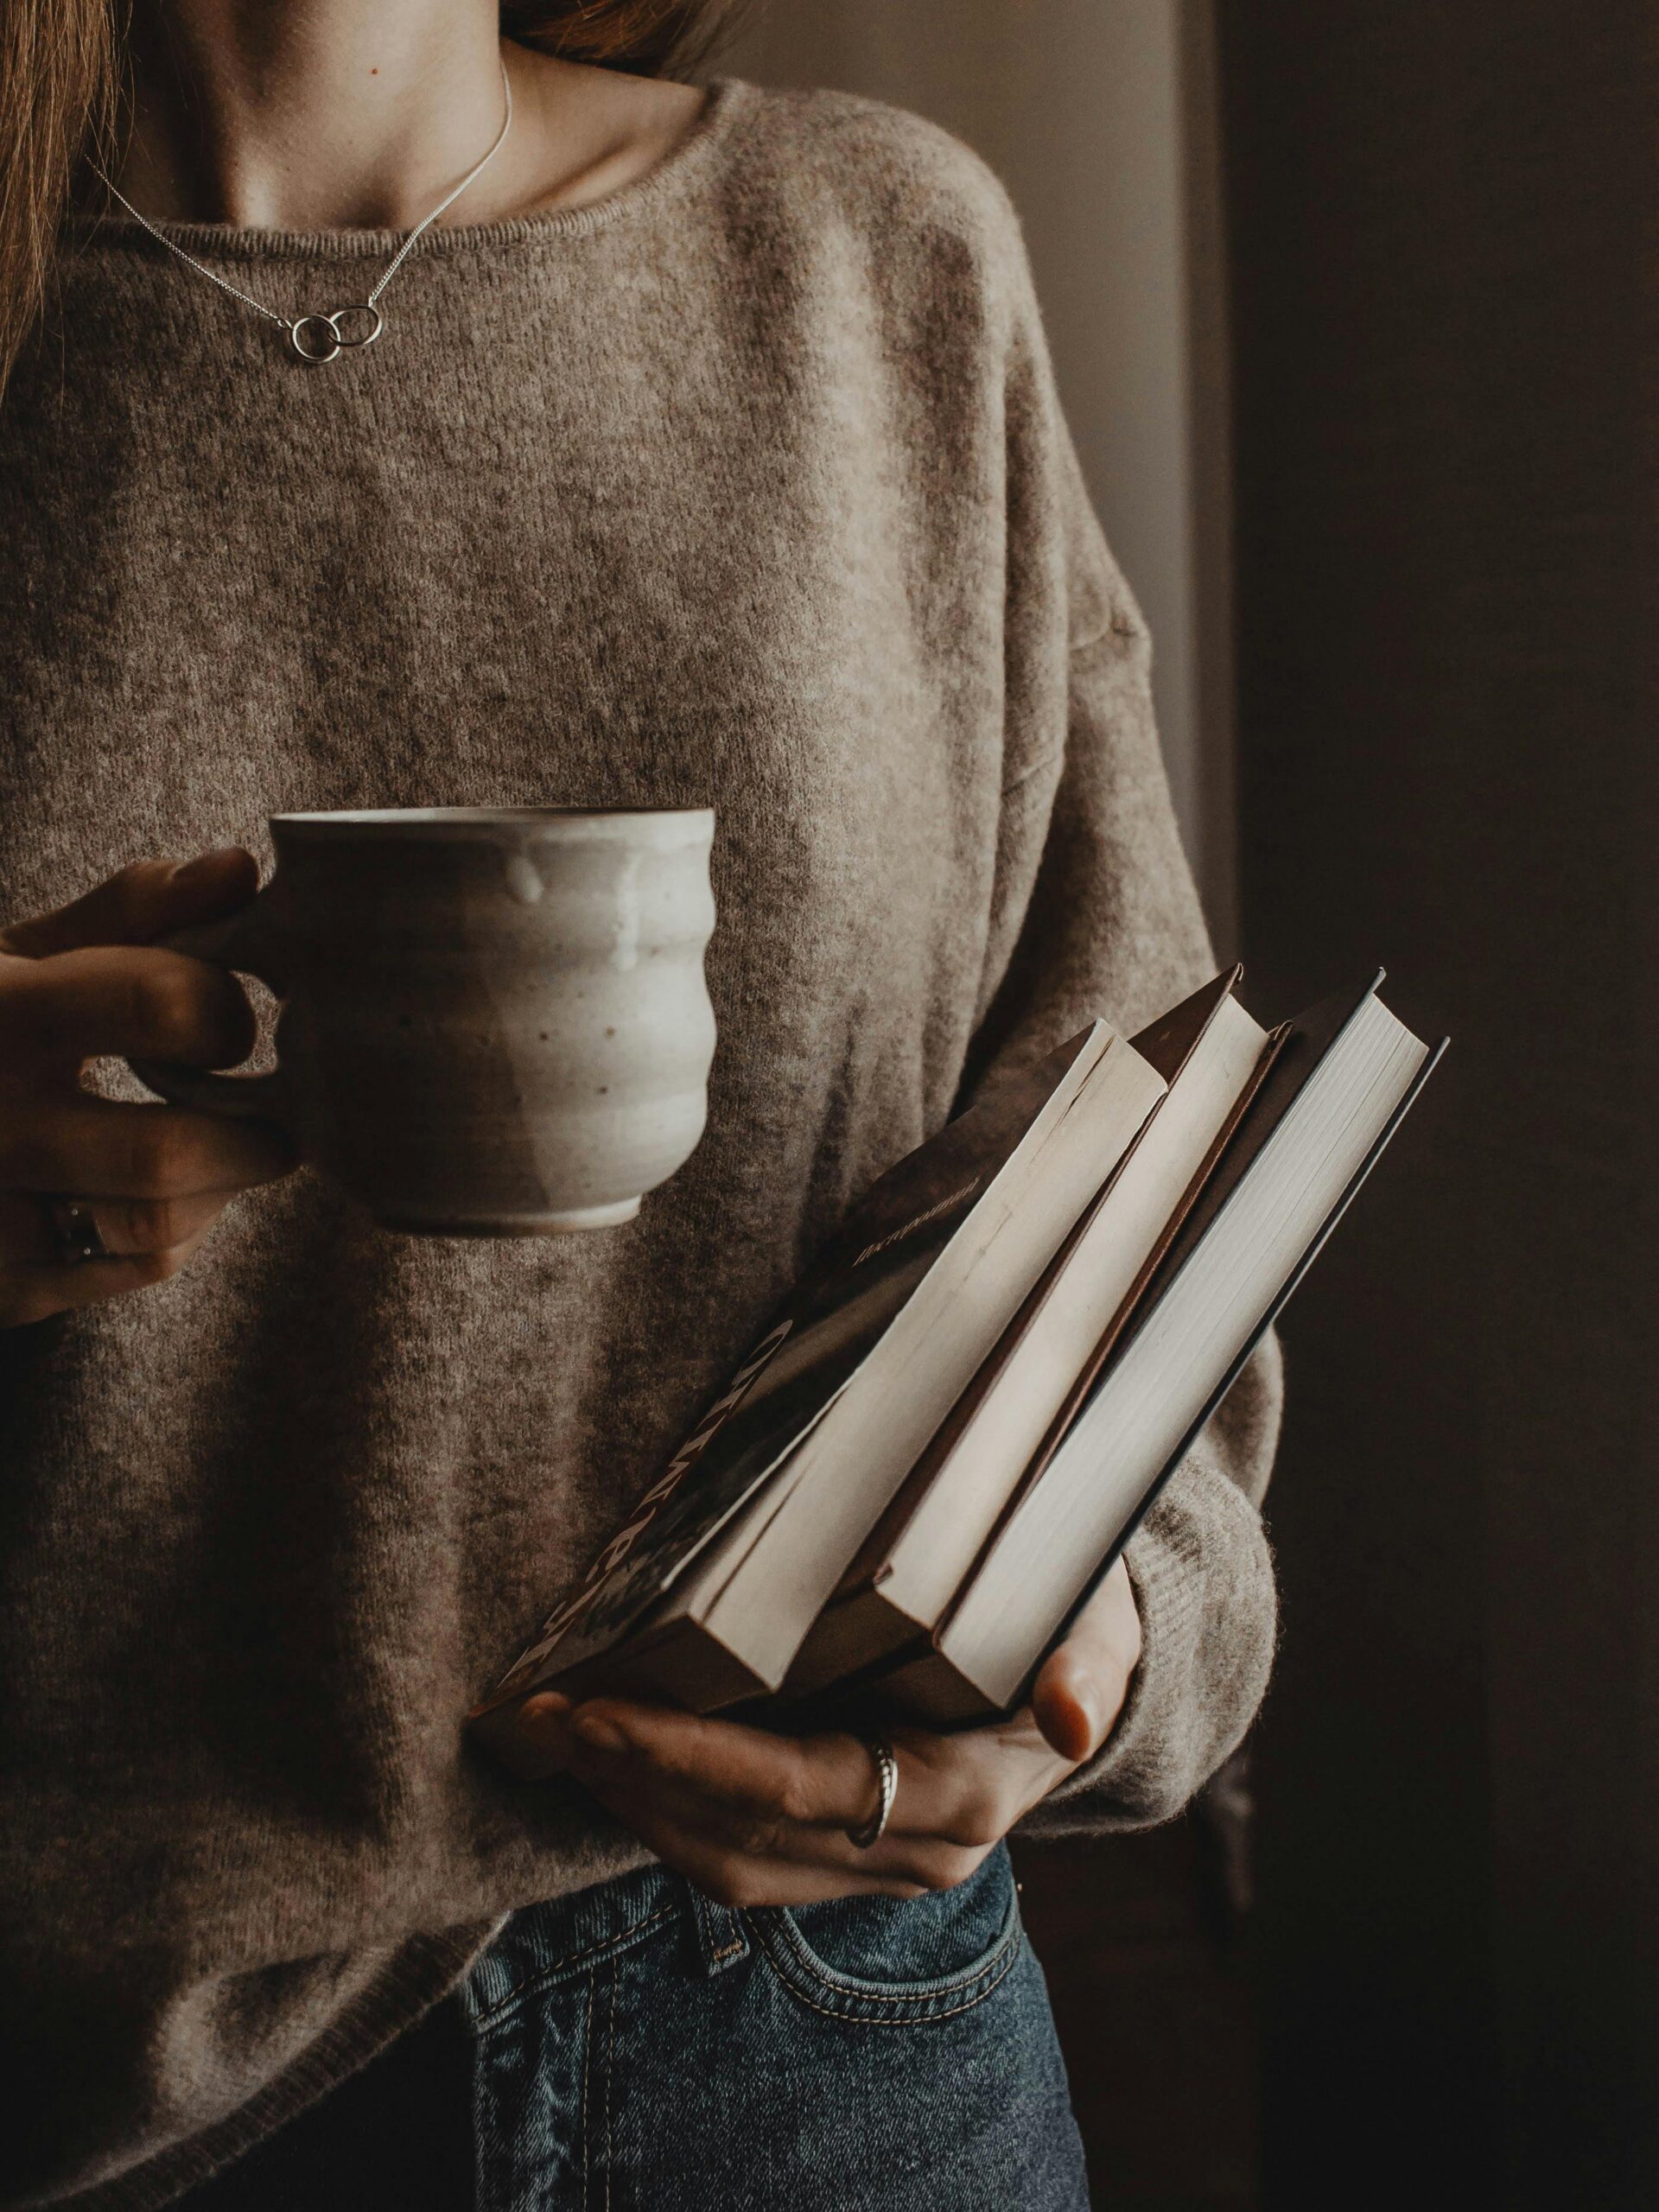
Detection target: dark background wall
<box><xmin>1220</xmin><ymin>8</ymin><xmax>1658</xmax><ymax>2205</ymax></box>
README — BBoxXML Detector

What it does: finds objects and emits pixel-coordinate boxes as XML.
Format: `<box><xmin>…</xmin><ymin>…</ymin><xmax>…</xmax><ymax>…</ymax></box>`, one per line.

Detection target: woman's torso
<box><xmin>0</xmin><ymin>78</ymin><xmax>1049</xmax><ymax>1953</ymax></box>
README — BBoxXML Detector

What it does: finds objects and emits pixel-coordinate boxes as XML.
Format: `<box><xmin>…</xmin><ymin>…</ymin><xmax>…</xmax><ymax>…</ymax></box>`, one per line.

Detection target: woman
<box><xmin>0</xmin><ymin>3</ymin><xmax>1281</xmax><ymax>2206</ymax></box>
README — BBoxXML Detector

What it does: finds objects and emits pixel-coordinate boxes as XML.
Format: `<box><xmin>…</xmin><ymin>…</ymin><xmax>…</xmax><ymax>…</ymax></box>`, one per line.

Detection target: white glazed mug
<box><xmin>130</xmin><ymin>807</ymin><xmax>717</xmax><ymax>1235</ymax></box>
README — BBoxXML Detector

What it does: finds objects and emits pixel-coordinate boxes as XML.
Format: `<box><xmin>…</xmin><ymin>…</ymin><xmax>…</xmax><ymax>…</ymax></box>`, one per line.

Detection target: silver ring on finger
<box><xmin>847</xmin><ymin>1738</ymin><xmax>899</xmax><ymax>1850</ymax></box>
<box><xmin>42</xmin><ymin>1197</ymin><xmax>112</xmax><ymax>1266</ymax></box>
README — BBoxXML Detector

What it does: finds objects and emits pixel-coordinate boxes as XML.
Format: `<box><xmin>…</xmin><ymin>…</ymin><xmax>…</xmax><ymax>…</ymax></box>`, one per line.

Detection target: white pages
<box><xmin>917</xmin><ymin>991</ymin><xmax>1431</xmax><ymax>1713</ymax></box>
<box><xmin>649</xmin><ymin>1027</ymin><xmax>1169</xmax><ymax>1695</ymax></box>
<box><xmin>788</xmin><ymin>992</ymin><xmax>1270</xmax><ymax>1690</ymax></box>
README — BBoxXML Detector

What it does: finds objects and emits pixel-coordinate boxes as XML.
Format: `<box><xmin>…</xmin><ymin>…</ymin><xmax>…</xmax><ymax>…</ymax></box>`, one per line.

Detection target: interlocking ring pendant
<box><xmin>287</xmin><ymin>302</ymin><xmax>385</xmax><ymax>366</ymax></box>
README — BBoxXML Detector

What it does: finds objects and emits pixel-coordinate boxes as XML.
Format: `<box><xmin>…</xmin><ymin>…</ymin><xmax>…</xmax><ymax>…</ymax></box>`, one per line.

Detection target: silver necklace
<box><xmin>94</xmin><ymin>58</ymin><xmax>513</xmax><ymax>365</ymax></box>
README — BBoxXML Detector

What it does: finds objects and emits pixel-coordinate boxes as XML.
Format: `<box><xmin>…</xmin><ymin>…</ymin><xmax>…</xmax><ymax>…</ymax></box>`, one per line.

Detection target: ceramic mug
<box><xmin>130</xmin><ymin>807</ymin><xmax>717</xmax><ymax>1235</ymax></box>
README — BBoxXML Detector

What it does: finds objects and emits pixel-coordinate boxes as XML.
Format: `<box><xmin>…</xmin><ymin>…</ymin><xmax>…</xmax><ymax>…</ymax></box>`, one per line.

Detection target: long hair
<box><xmin>0</xmin><ymin>0</ymin><xmax>118</xmax><ymax>397</ymax></box>
<box><xmin>0</xmin><ymin>0</ymin><xmax>750</xmax><ymax>400</ymax></box>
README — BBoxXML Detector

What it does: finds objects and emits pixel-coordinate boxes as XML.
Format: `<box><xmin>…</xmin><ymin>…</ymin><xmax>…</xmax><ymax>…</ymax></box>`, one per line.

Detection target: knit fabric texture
<box><xmin>0</xmin><ymin>78</ymin><xmax>1280</xmax><ymax>2208</ymax></box>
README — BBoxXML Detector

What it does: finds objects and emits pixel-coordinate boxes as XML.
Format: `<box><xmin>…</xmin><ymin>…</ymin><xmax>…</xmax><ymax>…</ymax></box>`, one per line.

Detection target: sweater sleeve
<box><xmin>956</xmin><ymin>223</ymin><xmax>1281</xmax><ymax>1834</ymax></box>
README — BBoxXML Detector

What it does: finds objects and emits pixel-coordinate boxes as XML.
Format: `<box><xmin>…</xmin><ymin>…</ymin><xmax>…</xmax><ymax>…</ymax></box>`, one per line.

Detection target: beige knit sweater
<box><xmin>0</xmin><ymin>79</ymin><xmax>1280</xmax><ymax>2209</ymax></box>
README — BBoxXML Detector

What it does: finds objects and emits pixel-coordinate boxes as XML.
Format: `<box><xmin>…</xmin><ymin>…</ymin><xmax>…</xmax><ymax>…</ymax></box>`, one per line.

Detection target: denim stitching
<box><xmin>604</xmin><ymin>1955</ymin><xmax>616</xmax><ymax>2212</ymax></box>
<box><xmin>471</xmin><ymin>1902</ymin><xmax>676</xmax><ymax>2024</ymax></box>
<box><xmin>749</xmin><ymin>1916</ymin><xmax>1023</xmax><ymax>2025</ymax></box>
<box><xmin>758</xmin><ymin>1899</ymin><xmax>1020</xmax><ymax>2004</ymax></box>
<box><xmin>579</xmin><ymin>1967</ymin><xmax>594</xmax><ymax>2211</ymax></box>
<box><xmin>688</xmin><ymin>1887</ymin><xmax>747</xmax><ymax>1971</ymax></box>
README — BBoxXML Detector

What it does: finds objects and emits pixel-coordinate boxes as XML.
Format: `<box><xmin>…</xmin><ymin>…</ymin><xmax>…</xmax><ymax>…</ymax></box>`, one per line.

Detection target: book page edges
<box><xmin>684</xmin><ymin>1038</ymin><xmax>1166</xmax><ymax>1686</ymax></box>
<box><xmin>935</xmin><ymin>1020</ymin><xmax>1442</xmax><ymax>1716</ymax></box>
<box><xmin>472</xmin><ymin>1027</ymin><xmax>1119</xmax><ymax>1710</ymax></box>
<box><xmin>804</xmin><ymin>1001</ymin><xmax>1278</xmax><ymax>1672</ymax></box>
<box><xmin>664</xmin><ymin>1033</ymin><xmax>1158</xmax><ymax>1625</ymax></box>
<box><xmin>819</xmin><ymin>976</ymin><xmax>1243</xmax><ymax>1611</ymax></box>
<box><xmin>877</xmin><ymin>1001</ymin><xmax>1273</xmax><ymax>1610</ymax></box>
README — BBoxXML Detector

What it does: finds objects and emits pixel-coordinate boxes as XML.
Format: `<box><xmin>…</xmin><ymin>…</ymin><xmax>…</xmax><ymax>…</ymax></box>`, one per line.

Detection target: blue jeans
<box><xmin>182</xmin><ymin>1846</ymin><xmax>1088</xmax><ymax>2209</ymax></box>
<box><xmin>462</xmin><ymin>1844</ymin><xmax>1089</xmax><ymax>2210</ymax></box>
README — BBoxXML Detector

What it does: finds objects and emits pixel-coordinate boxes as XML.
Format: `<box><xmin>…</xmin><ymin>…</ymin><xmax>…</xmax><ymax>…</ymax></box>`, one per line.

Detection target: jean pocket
<box><xmin>748</xmin><ymin>1843</ymin><xmax>1022</xmax><ymax>2025</ymax></box>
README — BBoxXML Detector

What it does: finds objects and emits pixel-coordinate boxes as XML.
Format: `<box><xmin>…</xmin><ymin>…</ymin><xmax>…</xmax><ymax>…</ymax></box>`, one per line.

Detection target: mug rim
<box><xmin>270</xmin><ymin>806</ymin><xmax>715</xmax><ymax>841</ymax></box>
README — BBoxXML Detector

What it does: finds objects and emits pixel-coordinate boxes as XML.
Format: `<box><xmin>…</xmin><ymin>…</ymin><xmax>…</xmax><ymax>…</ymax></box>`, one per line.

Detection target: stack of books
<box><xmin>471</xmin><ymin>969</ymin><xmax>1442</xmax><ymax>1775</ymax></box>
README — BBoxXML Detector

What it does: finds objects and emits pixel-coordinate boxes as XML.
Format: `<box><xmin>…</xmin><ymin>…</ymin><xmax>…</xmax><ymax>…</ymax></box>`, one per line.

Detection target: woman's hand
<box><xmin>0</xmin><ymin>852</ymin><xmax>295</xmax><ymax>1328</ymax></box>
<box><xmin>517</xmin><ymin>1555</ymin><xmax>1142</xmax><ymax>1905</ymax></box>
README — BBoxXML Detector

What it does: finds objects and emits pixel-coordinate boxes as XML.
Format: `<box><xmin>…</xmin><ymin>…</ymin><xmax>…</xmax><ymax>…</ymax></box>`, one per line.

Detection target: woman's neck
<box><xmin>117</xmin><ymin>1</ymin><xmax>707</xmax><ymax>233</ymax></box>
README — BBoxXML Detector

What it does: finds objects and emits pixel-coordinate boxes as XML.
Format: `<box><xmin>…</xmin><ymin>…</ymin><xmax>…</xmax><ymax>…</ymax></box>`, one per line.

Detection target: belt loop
<box><xmin>687</xmin><ymin>1886</ymin><xmax>749</xmax><ymax>1976</ymax></box>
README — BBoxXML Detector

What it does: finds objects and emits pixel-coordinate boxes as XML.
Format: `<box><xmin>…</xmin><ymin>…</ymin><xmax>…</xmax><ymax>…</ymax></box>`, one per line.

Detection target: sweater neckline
<box><xmin>70</xmin><ymin>75</ymin><xmax>754</xmax><ymax>262</ymax></box>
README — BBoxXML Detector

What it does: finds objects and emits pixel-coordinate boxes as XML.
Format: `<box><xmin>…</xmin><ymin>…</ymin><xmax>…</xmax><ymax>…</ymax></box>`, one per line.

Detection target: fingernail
<box><xmin>173</xmin><ymin>848</ymin><xmax>245</xmax><ymax>885</ymax></box>
<box><xmin>515</xmin><ymin>1693</ymin><xmax>571</xmax><ymax>1746</ymax></box>
<box><xmin>572</xmin><ymin>1712</ymin><xmax>629</xmax><ymax>1755</ymax></box>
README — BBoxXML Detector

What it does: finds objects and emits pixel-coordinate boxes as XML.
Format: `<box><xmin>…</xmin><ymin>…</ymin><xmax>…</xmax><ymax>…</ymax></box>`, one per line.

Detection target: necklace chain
<box><xmin>94</xmin><ymin>58</ymin><xmax>513</xmax><ymax>365</ymax></box>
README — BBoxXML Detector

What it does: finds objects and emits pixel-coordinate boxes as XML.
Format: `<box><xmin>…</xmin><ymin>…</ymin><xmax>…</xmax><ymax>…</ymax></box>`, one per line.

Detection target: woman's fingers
<box><xmin>0</xmin><ymin>1194</ymin><xmax>217</xmax><ymax>1329</ymax></box>
<box><xmin>578</xmin><ymin>1750</ymin><xmax>994</xmax><ymax>1904</ymax></box>
<box><xmin>558</xmin><ymin>1697</ymin><xmax>1058</xmax><ymax>1848</ymax></box>
<box><xmin>568</xmin><ymin>1701</ymin><xmax>886</xmax><ymax>1834</ymax></box>
<box><xmin>0</xmin><ymin>853</ymin><xmax>274</xmax><ymax>1332</ymax></box>
<box><xmin>576</xmin><ymin>1766</ymin><xmax>932</xmax><ymax>1905</ymax></box>
<box><xmin>893</xmin><ymin>1714</ymin><xmax>1079</xmax><ymax>1844</ymax></box>
<box><xmin>0</xmin><ymin>945</ymin><xmax>257</xmax><ymax>1068</ymax></box>
<box><xmin>518</xmin><ymin>1699</ymin><xmax>842</xmax><ymax>1858</ymax></box>
<box><xmin>0</xmin><ymin>1093</ymin><xmax>290</xmax><ymax>1199</ymax></box>
<box><xmin>1029</xmin><ymin>1554</ymin><xmax>1142</xmax><ymax>1762</ymax></box>
<box><xmin>522</xmin><ymin>1695</ymin><xmax>1058</xmax><ymax>1902</ymax></box>
<box><xmin>514</xmin><ymin>1596</ymin><xmax>1141</xmax><ymax>1916</ymax></box>
<box><xmin>0</xmin><ymin>1188</ymin><xmax>228</xmax><ymax>1266</ymax></box>
<box><xmin>0</xmin><ymin>849</ymin><xmax>257</xmax><ymax>959</ymax></box>
<box><xmin>551</xmin><ymin>1740</ymin><xmax>943</xmax><ymax>1904</ymax></box>
<box><xmin>0</xmin><ymin>1240</ymin><xmax>214</xmax><ymax>1328</ymax></box>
